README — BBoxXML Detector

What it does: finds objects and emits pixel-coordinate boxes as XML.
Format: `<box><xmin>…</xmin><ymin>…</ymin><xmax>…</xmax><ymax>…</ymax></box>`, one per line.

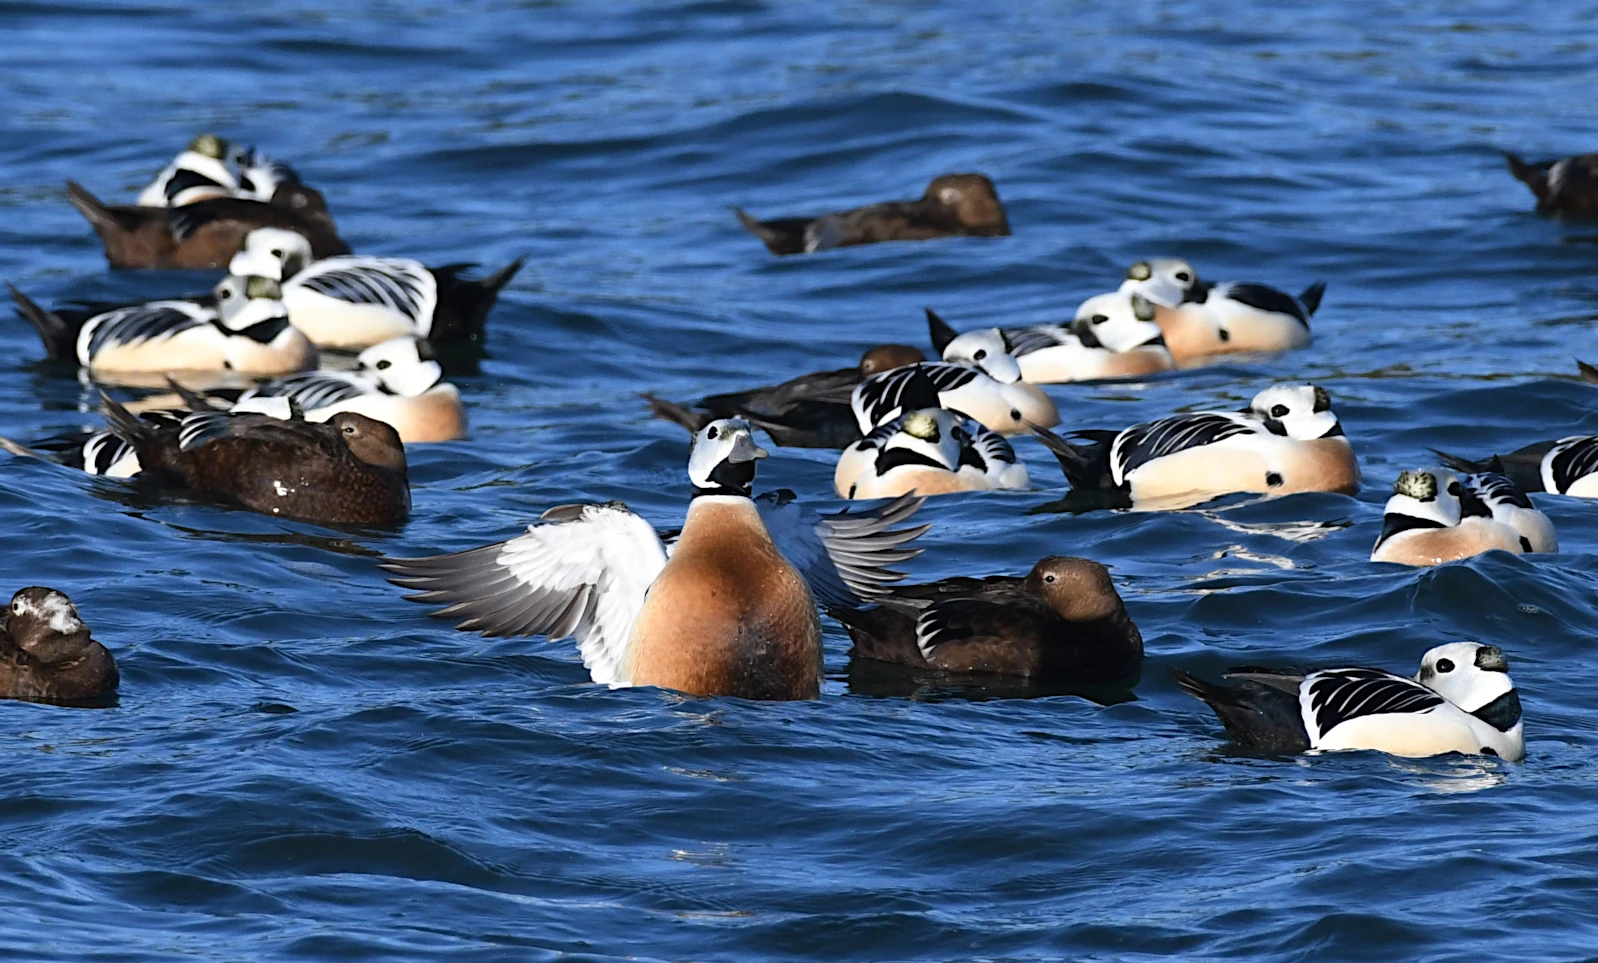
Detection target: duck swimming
<box><xmin>99</xmin><ymin>393</ymin><xmax>409</xmax><ymax>526</ymax></box>
<box><xmin>1119</xmin><ymin>258</ymin><xmax>1324</xmax><ymax>358</ymax></box>
<box><xmin>735</xmin><ymin>174</ymin><xmax>1010</xmax><ymax>256</ymax></box>
<box><xmin>834</xmin><ymin>406</ymin><xmax>1027</xmax><ymax>499</ymax></box>
<box><xmin>1436</xmin><ymin>438</ymin><xmax>1598</xmax><ymax>499</ymax></box>
<box><xmin>852</xmin><ymin>357</ymin><xmax>1059</xmax><ymax>436</ymax></box>
<box><xmin>136</xmin><ymin>134</ymin><xmax>238</xmax><ymax>207</ymax></box>
<box><xmin>830</xmin><ymin>557</ymin><xmax>1141</xmax><ymax>683</ymax></box>
<box><xmin>1370</xmin><ymin>468</ymin><xmax>1554</xmax><ymax>566</ymax></box>
<box><xmin>382</xmin><ymin>420</ymin><xmax>930</xmax><ymax>700</ymax></box>
<box><xmin>1172</xmin><ymin>642</ymin><xmax>1523</xmax><ymax>760</ymax></box>
<box><xmin>1034</xmin><ymin>384</ymin><xmax>1358</xmax><ymax>510</ymax></box>
<box><xmin>10</xmin><ymin>275</ymin><xmax>317</xmax><ymax>377</ymax></box>
<box><xmin>68</xmin><ymin>179</ymin><xmax>348</xmax><ymax>270</ymax></box>
<box><xmin>1505</xmin><ymin>151</ymin><xmax>1598</xmax><ymax>217</ymax></box>
<box><xmin>0</xmin><ymin>587</ymin><xmax>119</xmax><ymax>706</ymax></box>
<box><xmin>644</xmin><ymin>344</ymin><xmax>926</xmax><ymax>449</ymax></box>
<box><xmin>229</xmin><ymin>228</ymin><xmax>524</xmax><ymax>350</ymax></box>
<box><xmin>928</xmin><ymin>293</ymin><xmax>1174</xmax><ymax>385</ymax></box>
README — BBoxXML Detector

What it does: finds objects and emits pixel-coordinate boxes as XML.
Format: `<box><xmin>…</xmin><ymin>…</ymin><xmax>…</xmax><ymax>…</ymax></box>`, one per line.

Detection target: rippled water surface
<box><xmin>4</xmin><ymin>1</ymin><xmax>1598</xmax><ymax>959</ymax></box>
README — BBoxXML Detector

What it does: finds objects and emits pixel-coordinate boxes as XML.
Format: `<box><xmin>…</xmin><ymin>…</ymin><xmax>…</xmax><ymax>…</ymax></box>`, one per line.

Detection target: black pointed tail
<box><xmin>925</xmin><ymin>308</ymin><xmax>958</xmax><ymax>355</ymax></box>
<box><xmin>9</xmin><ymin>284</ymin><xmax>78</xmax><ymax>362</ymax></box>
<box><xmin>1298</xmin><ymin>281</ymin><xmax>1327</xmax><ymax>316</ymax></box>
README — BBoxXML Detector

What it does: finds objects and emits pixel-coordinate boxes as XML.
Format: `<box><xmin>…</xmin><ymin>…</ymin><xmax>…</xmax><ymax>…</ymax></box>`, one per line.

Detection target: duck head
<box><xmin>689</xmin><ymin>419</ymin><xmax>768</xmax><ymax>497</ymax></box>
<box><xmin>1384</xmin><ymin>469</ymin><xmax>1463</xmax><ymax>528</ymax></box>
<box><xmin>1072</xmin><ymin>292</ymin><xmax>1166</xmax><ymax>351</ymax></box>
<box><xmin>1417</xmin><ymin>642</ymin><xmax>1518</xmax><ymax>717</ymax></box>
<box><xmin>1120</xmin><ymin>257</ymin><xmax>1202</xmax><ymax>308</ymax></box>
<box><xmin>858</xmin><ymin>344</ymin><xmax>926</xmax><ymax>377</ymax></box>
<box><xmin>940</xmin><ymin>328</ymin><xmax>1022</xmax><ymax>384</ymax></box>
<box><xmin>1025</xmin><ymin>557</ymin><xmax>1124</xmax><ymax>622</ymax></box>
<box><xmin>230</xmin><ymin>227</ymin><xmax>313</xmax><ymax>281</ymax></box>
<box><xmin>5</xmin><ymin>587</ymin><xmax>93</xmax><ymax>666</ymax></box>
<box><xmin>924</xmin><ymin>173</ymin><xmax>1008</xmax><ymax>231</ymax></box>
<box><xmin>214</xmin><ymin>275</ymin><xmax>294</xmax><ymax>345</ymax></box>
<box><xmin>356</xmin><ymin>338</ymin><xmax>444</xmax><ymax>396</ymax></box>
<box><xmin>329</xmin><ymin>412</ymin><xmax>407</xmax><ymax>474</ymax></box>
<box><xmin>1249</xmin><ymin>384</ymin><xmax>1343</xmax><ymax>440</ymax></box>
<box><xmin>887</xmin><ymin>408</ymin><xmax>963</xmax><ymax>469</ymax></box>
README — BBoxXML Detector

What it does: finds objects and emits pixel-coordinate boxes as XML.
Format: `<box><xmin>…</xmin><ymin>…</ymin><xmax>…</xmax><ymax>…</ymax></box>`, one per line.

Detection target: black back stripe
<box><xmin>298</xmin><ymin>262</ymin><xmax>427</xmax><ymax>321</ymax></box>
<box><xmin>1114</xmin><ymin>412</ymin><xmax>1255</xmax><ymax>479</ymax></box>
<box><xmin>877</xmin><ymin>447</ymin><xmax>953</xmax><ymax>474</ymax></box>
<box><xmin>856</xmin><ymin>364</ymin><xmax>980</xmax><ymax>428</ymax></box>
<box><xmin>1000</xmin><ymin>325</ymin><xmax>1068</xmax><ymax>356</ymax></box>
<box><xmin>1220</xmin><ymin>282</ymin><xmax>1309</xmax><ymax>323</ymax></box>
<box><xmin>1550</xmin><ymin>437</ymin><xmax>1598</xmax><ymax>493</ymax></box>
<box><xmin>1307</xmin><ymin>668</ymin><xmax>1444</xmax><ymax>736</ymax></box>
<box><xmin>85</xmin><ymin>305</ymin><xmax>206</xmax><ymax>359</ymax></box>
<box><xmin>1465</xmin><ymin>472</ymin><xmax>1532</xmax><ymax>510</ymax></box>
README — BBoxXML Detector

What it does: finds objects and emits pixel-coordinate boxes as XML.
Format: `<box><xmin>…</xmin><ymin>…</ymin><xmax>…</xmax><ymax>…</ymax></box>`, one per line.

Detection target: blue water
<box><xmin>4</xmin><ymin>1</ymin><xmax>1598</xmax><ymax>959</ymax></box>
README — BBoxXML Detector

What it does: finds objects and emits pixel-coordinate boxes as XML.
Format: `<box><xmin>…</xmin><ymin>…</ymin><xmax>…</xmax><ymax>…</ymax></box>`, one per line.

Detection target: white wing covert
<box><xmin>291</xmin><ymin>257</ymin><xmax>439</xmax><ymax>334</ymax></box>
<box><xmin>382</xmin><ymin>502</ymin><xmax>667</xmax><ymax>686</ymax></box>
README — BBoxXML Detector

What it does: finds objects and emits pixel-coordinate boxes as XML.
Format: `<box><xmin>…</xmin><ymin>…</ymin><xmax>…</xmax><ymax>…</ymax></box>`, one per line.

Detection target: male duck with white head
<box><xmin>1119</xmin><ymin>257</ymin><xmax>1324</xmax><ymax>359</ymax></box>
<box><xmin>928</xmin><ymin>293</ymin><xmax>1173</xmax><ymax>384</ymax></box>
<box><xmin>383</xmin><ymin>420</ymin><xmax>932</xmax><ymax>701</ymax></box>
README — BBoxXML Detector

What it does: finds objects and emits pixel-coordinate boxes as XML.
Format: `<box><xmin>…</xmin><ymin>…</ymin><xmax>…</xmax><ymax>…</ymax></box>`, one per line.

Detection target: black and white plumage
<box><xmin>232</xmin><ymin>147</ymin><xmax>301</xmax><ymax>202</ymax></box>
<box><xmin>1371</xmin><ymin>468</ymin><xmax>1554</xmax><ymax>566</ymax></box>
<box><xmin>1437</xmin><ymin>437</ymin><xmax>1598</xmax><ymax>499</ymax></box>
<box><xmin>8</xmin><ymin>275</ymin><xmax>317</xmax><ymax>375</ymax></box>
<box><xmin>1033</xmin><ymin>383</ymin><xmax>1358</xmax><ymax>510</ymax></box>
<box><xmin>1171</xmin><ymin>642</ymin><xmax>1524</xmax><ymax>760</ymax></box>
<box><xmin>928</xmin><ymin>298</ymin><xmax>1173</xmax><ymax>384</ymax></box>
<box><xmin>137</xmin><ymin>134</ymin><xmax>238</xmax><ymax>207</ymax></box>
<box><xmin>850</xmin><ymin>361</ymin><xmax>1058</xmax><ymax>436</ymax></box>
<box><xmin>1119</xmin><ymin>257</ymin><xmax>1324</xmax><ymax>357</ymax></box>
<box><xmin>833</xmin><ymin>407</ymin><xmax>1028</xmax><ymax>499</ymax></box>
<box><xmin>230</xmin><ymin>227</ymin><xmax>524</xmax><ymax>349</ymax></box>
<box><xmin>382</xmin><ymin>419</ymin><xmax>930</xmax><ymax>694</ymax></box>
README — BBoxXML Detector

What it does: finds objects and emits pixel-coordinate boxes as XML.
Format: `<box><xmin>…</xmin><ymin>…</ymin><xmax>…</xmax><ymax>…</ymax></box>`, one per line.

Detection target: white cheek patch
<box><xmin>20</xmin><ymin>593</ymin><xmax>85</xmax><ymax>635</ymax></box>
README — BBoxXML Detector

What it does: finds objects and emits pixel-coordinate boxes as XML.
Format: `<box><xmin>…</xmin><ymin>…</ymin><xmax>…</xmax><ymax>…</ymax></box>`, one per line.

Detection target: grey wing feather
<box><xmin>759</xmin><ymin>491</ymin><xmax>929</xmax><ymax>607</ymax></box>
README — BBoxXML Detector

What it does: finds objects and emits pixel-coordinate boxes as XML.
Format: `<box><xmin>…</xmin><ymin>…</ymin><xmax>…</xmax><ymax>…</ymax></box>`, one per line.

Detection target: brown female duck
<box><xmin>735</xmin><ymin>174</ymin><xmax>1010</xmax><ymax>255</ymax></box>
<box><xmin>67</xmin><ymin>179</ymin><xmax>350</xmax><ymax>269</ymax></box>
<box><xmin>0</xmin><ymin>587</ymin><xmax>119</xmax><ymax>705</ymax></box>
<box><xmin>829</xmin><ymin>557</ymin><xmax>1142</xmax><ymax>683</ymax></box>
<box><xmin>643</xmin><ymin>343</ymin><xmax>925</xmax><ymax>448</ymax></box>
<box><xmin>1506</xmin><ymin>152</ymin><xmax>1598</xmax><ymax>216</ymax></box>
<box><xmin>100</xmin><ymin>394</ymin><xmax>409</xmax><ymax>525</ymax></box>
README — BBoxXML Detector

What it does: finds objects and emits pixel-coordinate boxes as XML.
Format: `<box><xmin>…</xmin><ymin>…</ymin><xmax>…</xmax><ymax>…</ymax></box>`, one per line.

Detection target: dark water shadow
<box><xmin>841</xmin><ymin>656</ymin><xmax>1140</xmax><ymax>705</ymax></box>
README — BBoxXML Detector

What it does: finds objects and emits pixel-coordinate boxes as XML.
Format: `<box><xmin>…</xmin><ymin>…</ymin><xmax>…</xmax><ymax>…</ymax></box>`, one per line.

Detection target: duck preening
<box><xmin>382</xmin><ymin>419</ymin><xmax>931</xmax><ymax>700</ymax></box>
<box><xmin>830</xmin><ymin>557</ymin><xmax>1142</xmax><ymax>683</ymax></box>
<box><xmin>1172</xmin><ymin>642</ymin><xmax>1524</xmax><ymax>760</ymax></box>
<box><xmin>735</xmin><ymin>173</ymin><xmax>1010</xmax><ymax>255</ymax></box>
<box><xmin>0</xmin><ymin>587</ymin><xmax>119</xmax><ymax>706</ymax></box>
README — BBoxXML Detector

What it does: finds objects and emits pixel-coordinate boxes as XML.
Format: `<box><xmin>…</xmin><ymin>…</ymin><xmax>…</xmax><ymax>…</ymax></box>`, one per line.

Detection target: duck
<box><xmin>1118</xmin><ymin>258</ymin><xmax>1324</xmax><ymax>358</ymax></box>
<box><xmin>852</xmin><ymin>356</ymin><xmax>1059</xmax><ymax>437</ymax></box>
<box><xmin>98</xmin><ymin>392</ymin><xmax>409</xmax><ymax>526</ymax></box>
<box><xmin>834</xmin><ymin>406</ymin><xmax>1028</xmax><ymax>499</ymax></box>
<box><xmin>136</xmin><ymin>133</ymin><xmax>238</xmax><ymax>207</ymax></box>
<box><xmin>643</xmin><ymin>344</ymin><xmax>926</xmax><ymax>449</ymax></box>
<box><xmin>228</xmin><ymin>228</ymin><xmax>525</xmax><ymax>350</ymax></box>
<box><xmin>0</xmin><ymin>587</ymin><xmax>119</xmax><ymax>705</ymax></box>
<box><xmin>927</xmin><ymin>294</ymin><xmax>1174</xmax><ymax>385</ymax></box>
<box><xmin>1505</xmin><ymin>152</ymin><xmax>1598</xmax><ymax>217</ymax></box>
<box><xmin>1034</xmin><ymin>383</ymin><xmax>1358</xmax><ymax>510</ymax></box>
<box><xmin>231</xmin><ymin>147</ymin><xmax>301</xmax><ymax>204</ymax></box>
<box><xmin>735</xmin><ymin>173</ymin><xmax>1010</xmax><ymax>256</ymax></box>
<box><xmin>216</xmin><ymin>337</ymin><xmax>466</xmax><ymax>443</ymax></box>
<box><xmin>1370</xmin><ymin>468</ymin><xmax>1553</xmax><ymax>566</ymax></box>
<box><xmin>382</xmin><ymin>420</ymin><xmax>931</xmax><ymax>700</ymax></box>
<box><xmin>828</xmin><ymin>556</ymin><xmax>1141</xmax><ymax>682</ymax></box>
<box><xmin>10</xmin><ymin>275</ymin><xmax>318</xmax><ymax>376</ymax></box>
<box><xmin>1171</xmin><ymin>642</ymin><xmax>1524</xmax><ymax>760</ymax></box>
<box><xmin>1434</xmin><ymin>438</ymin><xmax>1598</xmax><ymax>499</ymax></box>
<box><xmin>67</xmin><ymin>178</ymin><xmax>349</xmax><ymax>270</ymax></box>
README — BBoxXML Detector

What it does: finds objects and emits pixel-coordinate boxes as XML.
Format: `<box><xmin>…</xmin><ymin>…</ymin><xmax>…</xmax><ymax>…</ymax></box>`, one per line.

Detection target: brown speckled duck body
<box><xmin>735</xmin><ymin>174</ymin><xmax>1010</xmax><ymax>256</ymax></box>
<box><xmin>643</xmin><ymin>343</ymin><xmax>925</xmax><ymax>449</ymax></box>
<box><xmin>0</xmin><ymin>587</ymin><xmax>119</xmax><ymax>705</ymax></box>
<box><xmin>67</xmin><ymin>180</ymin><xmax>350</xmax><ymax>269</ymax></box>
<box><xmin>831</xmin><ymin>557</ymin><xmax>1142</xmax><ymax>683</ymax></box>
<box><xmin>101</xmin><ymin>397</ymin><xmax>409</xmax><ymax>526</ymax></box>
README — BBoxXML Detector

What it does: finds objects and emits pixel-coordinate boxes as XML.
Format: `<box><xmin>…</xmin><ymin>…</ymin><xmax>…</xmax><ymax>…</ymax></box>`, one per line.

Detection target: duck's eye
<box><xmin>1092</xmin><ymin>314</ymin><xmax>1108</xmax><ymax>324</ymax></box>
<box><xmin>1436</xmin><ymin>658</ymin><xmax>1455</xmax><ymax>673</ymax></box>
<box><xmin>706</xmin><ymin>426</ymin><xmax>719</xmax><ymax>440</ymax></box>
<box><xmin>1044</xmin><ymin>574</ymin><xmax>1056</xmax><ymax>583</ymax></box>
<box><xmin>220</xmin><ymin>288</ymin><xmax>233</xmax><ymax>299</ymax></box>
<box><xmin>10</xmin><ymin>602</ymin><xmax>20</xmax><ymax>615</ymax></box>
<box><xmin>376</xmin><ymin>360</ymin><xmax>392</xmax><ymax>371</ymax></box>
<box><xmin>342</xmin><ymin>424</ymin><xmax>356</xmax><ymax>435</ymax></box>
<box><xmin>974</xmin><ymin>349</ymin><xmax>987</xmax><ymax>361</ymax></box>
<box><xmin>1448</xmin><ymin>482</ymin><xmax>1462</xmax><ymax>496</ymax></box>
<box><xmin>1175</xmin><ymin>271</ymin><xmax>1191</xmax><ymax>282</ymax></box>
<box><xmin>1270</xmin><ymin>404</ymin><xmax>1289</xmax><ymax>418</ymax></box>
<box><xmin>270</xmin><ymin>248</ymin><xmax>283</xmax><ymax>259</ymax></box>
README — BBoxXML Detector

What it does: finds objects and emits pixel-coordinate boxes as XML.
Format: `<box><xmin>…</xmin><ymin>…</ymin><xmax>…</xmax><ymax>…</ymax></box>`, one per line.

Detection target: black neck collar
<box><xmin>1471</xmin><ymin>689</ymin><xmax>1521</xmax><ymax>732</ymax></box>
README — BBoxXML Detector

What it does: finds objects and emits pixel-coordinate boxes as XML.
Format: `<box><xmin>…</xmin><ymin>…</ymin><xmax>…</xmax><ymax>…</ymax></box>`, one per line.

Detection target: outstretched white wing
<box><xmin>381</xmin><ymin>502</ymin><xmax>667</xmax><ymax>686</ymax></box>
<box><xmin>755</xmin><ymin>490</ymin><xmax>928</xmax><ymax>608</ymax></box>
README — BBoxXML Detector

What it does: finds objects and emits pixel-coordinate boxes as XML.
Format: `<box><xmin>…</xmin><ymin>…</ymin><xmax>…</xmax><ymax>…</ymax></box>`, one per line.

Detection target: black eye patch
<box><xmin>1270</xmin><ymin>404</ymin><xmax>1289</xmax><ymax>418</ymax></box>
